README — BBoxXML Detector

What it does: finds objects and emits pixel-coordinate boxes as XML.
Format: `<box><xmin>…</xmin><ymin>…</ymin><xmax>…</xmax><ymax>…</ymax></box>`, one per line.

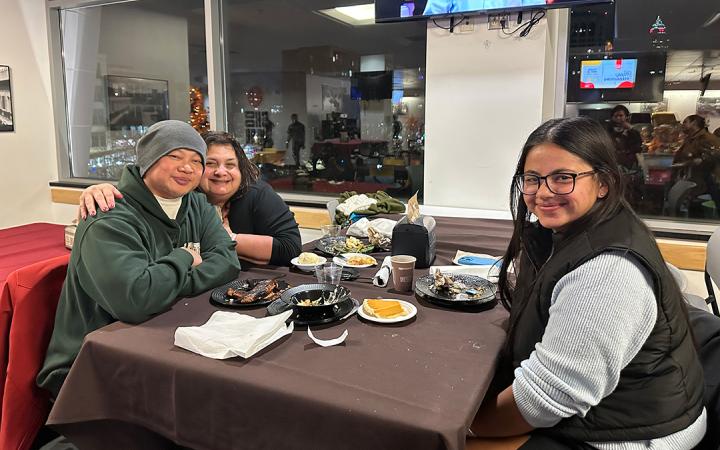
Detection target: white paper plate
<box><xmin>358</xmin><ymin>299</ymin><xmax>417</xmax><ymax>324</ymax></box>
<box><xmin>290</xmin><ymin>255</ymin><xmax>327</xmax><ymax>271</ymax></box>
<box><xmin>333</xmin><ymin>253</ymin><xmax>377</xmax><ymax>268</ymax></box>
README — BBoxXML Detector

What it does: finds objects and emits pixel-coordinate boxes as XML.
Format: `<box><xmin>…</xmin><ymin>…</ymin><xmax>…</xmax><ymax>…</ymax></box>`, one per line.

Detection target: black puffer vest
<box><xmin>506</xmin><ymin>208</ymin><xmax>704</xmax><ymax>442</ymax></box>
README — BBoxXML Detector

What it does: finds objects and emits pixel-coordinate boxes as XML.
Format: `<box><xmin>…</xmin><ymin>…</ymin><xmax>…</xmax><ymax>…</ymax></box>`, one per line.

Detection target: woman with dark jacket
<box><xmin>467</xmin><ymin>117</ymin><xmax>706</xmax><ymax>449</ymax></box>
<box><xmin>79</xmin><ymin>132</ymin><xmax>301</xmax><ymax>266</ymax></box>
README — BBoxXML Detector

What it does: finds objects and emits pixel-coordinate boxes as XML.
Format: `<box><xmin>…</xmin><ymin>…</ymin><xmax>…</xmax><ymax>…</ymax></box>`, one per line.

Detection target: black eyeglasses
<box><xmin>514</xmin><ymin>170</ymin><xmax>597</xmax><ymax>195</ymax></box>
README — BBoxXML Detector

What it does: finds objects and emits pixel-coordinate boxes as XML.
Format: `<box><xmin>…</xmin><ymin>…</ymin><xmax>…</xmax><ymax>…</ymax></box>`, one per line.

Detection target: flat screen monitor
<box><xmin>356</xmin><ymin>71</ymin><xmax>393</xmax><ymax>100</ymax></box>
<box><xmin>376</xmin><ymin>0</ymin><xmax>612</xmax><ymax>23</ymax></box>
<box><xmin>567</xmin><ymin>52</ymin><xmax>666</xmax><ymax>103</ymax></box>
<box><xmin>580</xmin><ymin>59</ymin><xmax>637</xmax><ymax>89</ymax></box>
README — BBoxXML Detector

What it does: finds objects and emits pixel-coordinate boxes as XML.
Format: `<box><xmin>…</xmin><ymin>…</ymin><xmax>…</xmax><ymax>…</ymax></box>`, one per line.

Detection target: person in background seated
<box><xmin>606</xmin><ymin>105</ymin><xmax>642</xmax><ymax>171</ymax></box>
<box><xmin>468</xmin><ymin>117</ymin><xmax>705</xmax><ymax>449</ymax></box>
<box><xmin>79</xmin><ymin>131</ymin><xmax>301</xmax><ymax>266</ymax></box>
<box><xmin>37</xmin><ymin>120</ymin><xmax>241</xmax><ymax>398</ymax></box>
<box><xmin>672</xmin><ymin>114</ymin><xmax>720</xmax><ymax>213</ymax></box>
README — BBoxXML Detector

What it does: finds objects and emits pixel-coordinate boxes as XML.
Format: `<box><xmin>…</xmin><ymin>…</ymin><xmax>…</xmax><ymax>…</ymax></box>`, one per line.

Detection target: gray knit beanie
<box><xmin>136</xmin><ymin>120</ymin><xmax>207</xmax><ymax>176</ymax></box>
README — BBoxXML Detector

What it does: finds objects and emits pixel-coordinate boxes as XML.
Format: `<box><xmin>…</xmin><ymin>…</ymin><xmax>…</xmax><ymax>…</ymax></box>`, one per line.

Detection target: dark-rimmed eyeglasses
<box><xmin>514</xmin><ymin>170</ymin><xmax>597</xmax><ymax>195</ymax></box>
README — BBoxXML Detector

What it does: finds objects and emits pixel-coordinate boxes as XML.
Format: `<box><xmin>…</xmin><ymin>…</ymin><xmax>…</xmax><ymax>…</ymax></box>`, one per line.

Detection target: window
<box><xmin>222</xmin><ymin>0</ymin><xmax>427</xmax><ymax>201</ymax></box>
<box><xmin>566</xmin><ymin>0</ymin><xmax>720</xmax><ymax>226</ymax></box>
<box><xmin>58</xmin><ymin>0</ymin><xmax>207</xmax><ymax>180</ymax></box>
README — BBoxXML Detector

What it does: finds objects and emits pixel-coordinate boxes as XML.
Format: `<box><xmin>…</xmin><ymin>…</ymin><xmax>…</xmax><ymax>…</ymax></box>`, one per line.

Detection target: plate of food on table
<box><xmin>358</xmin><ymin>298</ymin><xmax>417</xmax><ymax>324</ymax></box>
<box><xmin>210</xmin><ymin>278</ymin><xmax>290</xmax><ymax>308</ymax></box>
<box><xmin>315</xmin><ymin>236</ymin><xmax>375</xmax><ymax>256</ymax></box>
<box><xmin>414</xmin><ymin>269</ymin><xmax>496</xmax><ymax>308</ymax></box>
<box><xmin>266</xmin><ymin>283</ymin><xmax>359</xmax><ymax>326</ymax></box>
<box><xmin>333</xmin><ymin>253</ymin><xmax>378</xmax><ymax>268</ymax></box>
<box><xmin>290</xmin><ymin>252</ymin><xmax>328</xmax><ymax>271</ymax></box>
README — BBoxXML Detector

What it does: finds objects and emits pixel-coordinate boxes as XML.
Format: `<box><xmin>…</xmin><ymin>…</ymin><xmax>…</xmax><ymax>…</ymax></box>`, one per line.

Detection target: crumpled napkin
<box><xmin>372</xmin><ymin>256</ymin><xmax>393</xmax><ymax>287</ymax></box>
<box><xmin>347</xmin><ymin>218</ymin><xmax>397</xmax><ymax>238</ymax></box>
<box><xmin>174</xmin><ymin>310</ymin><xmax>293</xmax><ymax>359</ymax></box>
<box><xmin>307</xmin><ymin>327</ymin><xmax>348</xmax><ymax>347</ymax></box>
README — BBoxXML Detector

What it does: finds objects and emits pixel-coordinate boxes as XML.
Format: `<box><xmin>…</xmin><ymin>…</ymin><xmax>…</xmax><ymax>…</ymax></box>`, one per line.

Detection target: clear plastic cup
<box><xmin>321</xmin><ymin>224</ymin><xmax>341</xmax><ymax>237</ymax></box>
<box><xmin>315</xmin><ymin>262</ymin><xmax>343</xmax><ymax>285</ymax></box>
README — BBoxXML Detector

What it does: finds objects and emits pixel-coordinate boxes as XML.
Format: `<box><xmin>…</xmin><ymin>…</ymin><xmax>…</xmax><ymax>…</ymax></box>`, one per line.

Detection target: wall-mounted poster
<box><xmin>322</xmin><ymin>85</ymin><xmax>345</xmax><ymax>112</ymax></box>
<box><xmin>107</xmin><ymin>76</ymin><xmax>169</xmax><ymax>131</ymax></box>
<box><xmin>0</xmin><ymin>66</ymin><xmax>14</xmax><ymax>132</ymax></box>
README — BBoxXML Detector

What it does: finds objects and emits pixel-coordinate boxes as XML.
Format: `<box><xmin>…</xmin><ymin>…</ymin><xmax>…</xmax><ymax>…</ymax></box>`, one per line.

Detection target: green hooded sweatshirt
<box><xmin>37</xmin><ymin>165</ymin><xmax>241</xmax><ymax>397</ymax></box>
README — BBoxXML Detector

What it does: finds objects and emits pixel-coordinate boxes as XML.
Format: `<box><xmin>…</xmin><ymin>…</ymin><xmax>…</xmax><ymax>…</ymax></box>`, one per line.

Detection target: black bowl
<box><xmin>281</xmin><ymin>283</ymin><xmax>351</xmax><ymax>320</ymax></box>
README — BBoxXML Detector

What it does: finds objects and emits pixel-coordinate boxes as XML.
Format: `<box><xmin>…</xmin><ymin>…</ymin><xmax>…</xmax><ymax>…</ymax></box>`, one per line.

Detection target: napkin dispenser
<box><xmin>391</xmin><ymin>215</ymin><xmax>436</xmax><ymax>268</ymax></box>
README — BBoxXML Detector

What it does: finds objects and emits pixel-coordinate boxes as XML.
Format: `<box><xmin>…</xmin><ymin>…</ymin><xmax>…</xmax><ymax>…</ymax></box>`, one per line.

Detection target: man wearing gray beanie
<box><xmin>38</xmin><ymin>120</ymin><xmax>241</xmax><ymax>398</ymax></box>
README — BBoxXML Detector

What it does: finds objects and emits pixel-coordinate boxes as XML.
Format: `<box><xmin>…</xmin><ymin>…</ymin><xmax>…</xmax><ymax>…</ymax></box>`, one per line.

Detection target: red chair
<box><xmin>0</xmin><ymin>254</ymin><xmax>69</xmax><ymax>450</ymax></box>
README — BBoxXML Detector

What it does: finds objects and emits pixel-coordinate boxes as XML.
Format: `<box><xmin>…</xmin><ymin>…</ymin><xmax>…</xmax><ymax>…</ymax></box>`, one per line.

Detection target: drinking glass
<box><xmin>321</xmin><ymin>224</ymin><xmax>341</xmax><ymax>237</ymax></box>
<box><xmin>315</xmin><ymin>263</ymin><xmax>342</xmax><ymax>285</ymax></box>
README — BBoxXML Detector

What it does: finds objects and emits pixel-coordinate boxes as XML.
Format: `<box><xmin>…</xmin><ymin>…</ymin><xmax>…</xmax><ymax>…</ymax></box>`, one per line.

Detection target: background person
<box><xmin>606</xmin><ymin>104</ymin><xmax>642</xmax><ymax>171</ymax></box>
<box><xmin>80</xmin><ymin>131</ymin><xmax>301</xmax><ymax>266</ymax></box>
<box><xmin>672</xmin><ymin>114</ymin><xmax>720</xmax><ymax>214</ymax></box>
<box><xmin>286</xmin><ymin>113</ymin><xmax>306</xmax><ymax>167</ymax></box>
<box><xmin>38</xmin><ymin>120</ymin><xmax>241</xmax><ymax>397</ymax></box>
<box><xmin>468</xmin><ymin>117</ymin><xmax>705</xmax><ymax>449</ymax></box>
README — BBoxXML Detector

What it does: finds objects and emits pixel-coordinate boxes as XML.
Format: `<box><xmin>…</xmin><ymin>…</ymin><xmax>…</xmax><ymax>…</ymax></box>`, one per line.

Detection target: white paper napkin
<box><xmin>307</xmin><ymin>327</ymin><xmax>348</xmax><ymax>347</ymax></box>
<box><xmin>174</xmin><ymin>310</ymin><xmax>293</xmax><ymax>359</ymax></box>
<box><xmin>372</xmin><ymin>256</ymin><xmax>393</xmax><ymax>287</ymax></box>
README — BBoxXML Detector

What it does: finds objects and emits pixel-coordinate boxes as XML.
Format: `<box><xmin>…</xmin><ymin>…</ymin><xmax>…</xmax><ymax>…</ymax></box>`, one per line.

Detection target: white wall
<box><xmin>423</xmin><ymin>13</ymin><xmax>563</xmax><ymax>214</ymax></box>
<box><xmin>664</xmin><ymin>90</ymin><xmax>720</xmax><ymax>132</ymax></box>
<box><xmin>0</xmin><ymin>0</ymin><xmax>76</xmax><ymax>229</ymax></box>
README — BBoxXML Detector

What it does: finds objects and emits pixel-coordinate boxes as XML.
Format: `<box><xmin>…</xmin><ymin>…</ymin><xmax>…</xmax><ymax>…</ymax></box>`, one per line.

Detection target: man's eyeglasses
<box><xmin>514</xmin><ymin>170</ymin><xmax>597</xmax><ymax>195</ymax></box>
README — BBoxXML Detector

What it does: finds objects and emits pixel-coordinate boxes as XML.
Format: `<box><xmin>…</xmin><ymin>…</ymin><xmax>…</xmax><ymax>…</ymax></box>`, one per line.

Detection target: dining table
<box><xmin>46</xmin><ymin>216</ymin><xmax>514</xmax><ymax>450</ymax></box>
<box><xmin>0</xmin><ymin>223</ymin><xmax>70</xmax><ymax>290</ymax></box>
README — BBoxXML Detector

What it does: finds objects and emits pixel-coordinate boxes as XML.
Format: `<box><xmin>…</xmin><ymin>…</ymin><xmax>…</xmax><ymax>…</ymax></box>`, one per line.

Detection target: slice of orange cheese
<box><xmin>363</xmin><ymin>299</ymin><xmax>406</xmax><ymax>319</ymax></box>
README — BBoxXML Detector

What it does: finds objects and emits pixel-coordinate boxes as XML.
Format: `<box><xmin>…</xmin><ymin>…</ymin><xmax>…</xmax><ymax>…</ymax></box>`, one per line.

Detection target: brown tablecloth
<box><xmin>47</xmin><ymin>217</ymin><xmax>513</xmax><ymax>450</ymax></box>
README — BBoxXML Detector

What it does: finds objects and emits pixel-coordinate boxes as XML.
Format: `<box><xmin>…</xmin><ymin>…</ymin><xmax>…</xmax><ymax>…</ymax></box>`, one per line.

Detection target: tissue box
<box><xmin>391</xmin><ymin>215</ymin><xmax>436</xmax><ymax>268</ymax></box>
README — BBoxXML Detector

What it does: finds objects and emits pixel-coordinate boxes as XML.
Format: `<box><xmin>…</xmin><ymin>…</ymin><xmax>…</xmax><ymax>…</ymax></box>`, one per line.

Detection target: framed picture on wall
<box><xmin>106</xmin><ymin>76</ymin><xmax>169</xmax><ymax>131</ymax></box>
<box><xmin>0</xmin><ymin>66</ymin><xmax>15</xmax><ymax>132</ymax></box>
<box><xmin>322</xmin><ymin>85</ymin><xmax>346</xmax><ymax>112</ymax></box>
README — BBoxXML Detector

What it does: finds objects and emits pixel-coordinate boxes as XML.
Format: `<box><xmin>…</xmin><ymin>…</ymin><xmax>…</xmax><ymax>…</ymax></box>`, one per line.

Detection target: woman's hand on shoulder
<box><xmin>79</xmin><ymin>183</ymin><xmax>123</xmax><ymax>220</ymax></box>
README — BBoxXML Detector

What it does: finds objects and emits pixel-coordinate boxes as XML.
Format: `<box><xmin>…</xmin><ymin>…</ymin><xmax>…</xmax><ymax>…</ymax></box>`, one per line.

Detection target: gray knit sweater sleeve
<box><xmin>512</xmin><ymin>251</ymin><xmax>706</xmax><ymax>448</ymax></box>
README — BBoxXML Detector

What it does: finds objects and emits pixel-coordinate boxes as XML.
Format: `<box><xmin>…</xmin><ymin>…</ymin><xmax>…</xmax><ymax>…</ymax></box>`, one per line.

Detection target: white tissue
<box><xmin>174</xmin><ymin>310</ymin><xmax>293</xmax><ymax>359</ymax></box>
<box><xmin>372</xmin><ymin>256</ymin><xmax>393</xmax><ymax>287</ymax></box>
<box><xmin>307</xmin><ymin>327</ymin><xmax>348</xmax><ymax>347</ymax></box>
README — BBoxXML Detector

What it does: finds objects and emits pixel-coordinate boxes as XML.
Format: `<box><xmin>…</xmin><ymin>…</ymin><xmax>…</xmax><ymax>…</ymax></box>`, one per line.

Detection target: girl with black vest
<box><xmin>467</xmin><ymin>117</ymin><xmax>706</xmax><ymax>449</ymax></box>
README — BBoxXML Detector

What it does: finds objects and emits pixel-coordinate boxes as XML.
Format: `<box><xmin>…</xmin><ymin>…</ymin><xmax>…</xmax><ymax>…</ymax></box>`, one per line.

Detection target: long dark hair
<box><xmin>498</xmin><ymin>117</ymin><xmax>635</xmax><ymax>311</ymax></box>
<box><xmin>201</xmin><ymin>131</ymin><xmax>260</xmax><ymax>199</ymax></box>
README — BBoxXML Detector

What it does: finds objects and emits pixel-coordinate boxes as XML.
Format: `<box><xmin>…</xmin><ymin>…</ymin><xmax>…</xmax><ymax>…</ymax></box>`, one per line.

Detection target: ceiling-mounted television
<box><xmin>376</xmin><ymin>0</ymin><xmax>613</xmax><ymax>23</ymax></box>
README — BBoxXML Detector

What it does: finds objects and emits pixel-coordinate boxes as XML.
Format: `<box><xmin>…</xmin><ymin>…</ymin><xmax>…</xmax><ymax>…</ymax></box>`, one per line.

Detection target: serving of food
<box><xmin>359</xmin><ymin>298</ymin><xmax>417</xmax><ymax>323</ymax></box>
<box><xmin>291</xmin><ymin>252</ymin><xmax>327</xmax><ymax>271</ymax></box>
<box><xmin>210</xmin><ymin>278</ymin><xmax>290</xmax><ymax>307</ymax></box>
<box><xmin>333</xmin><ymin>253</ymin><xmax>377</xmax><ymax>268</ymax></box>
<box><xmin>414</xmin><ymin>270</ymin><xmax>496</xmax><ymax>307</ymax></box>
<box><xmin>279</xmin><ymin>283</ymin><xmax>353</xmax><ymax>322</ymax></box>
<box><xmin>316</xmin><ymin>236</ymin><xmax>374</xmax><ymax>256</ymax></box>
<box><xmin>431</xmin><ymin>270</ymin><xmax>489</xmax><ymax>300</ymax></box>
